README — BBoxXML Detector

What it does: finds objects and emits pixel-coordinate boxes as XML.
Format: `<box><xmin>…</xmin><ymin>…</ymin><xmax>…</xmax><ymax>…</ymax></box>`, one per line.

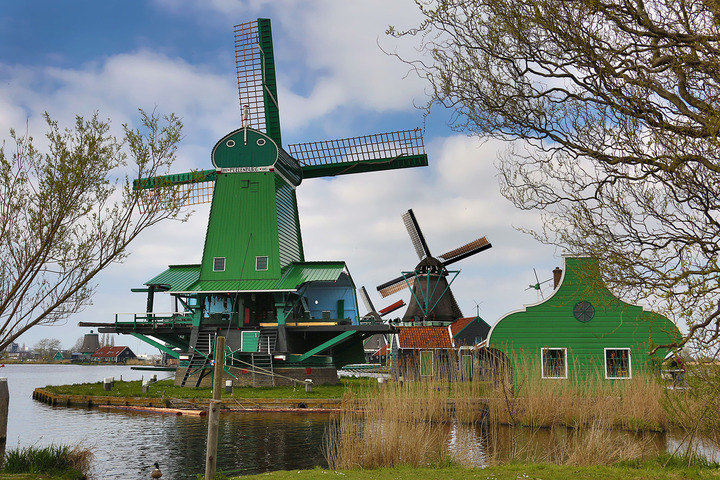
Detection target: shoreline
<box><xmin>32</xmin><ymin>387</ymin><xmax>346</xmax><ymax>413</ymax></box>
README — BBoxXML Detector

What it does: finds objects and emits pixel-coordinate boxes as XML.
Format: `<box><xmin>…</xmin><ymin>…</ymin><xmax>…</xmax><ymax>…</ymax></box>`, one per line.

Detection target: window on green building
<box><xmin>255</xmin><ymin>256</ymin><xmax>269</xmax><ymax>271</ymax></box>
<box><xmin>541</xmin><ymin>348</ymin><xmax>567</xmax><ymax>379</ymax></box>
<box><xmin>213</xmin><ymin>257</ymin><xmax>226</xmax><ymax>272</ymax></box>
<box><xmin>420</xmin><ymin>351</ymin><xmax>433</xmax><ymax>377</ymax></box>
<box><xmin>605</xmin><ymin>348</ymin><xmax>631</xmax><ymax>379</ymax></box>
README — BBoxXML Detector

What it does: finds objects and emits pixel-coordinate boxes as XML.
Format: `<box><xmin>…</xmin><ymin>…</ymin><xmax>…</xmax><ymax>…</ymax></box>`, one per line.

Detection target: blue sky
<box><xmin>1</xmin><ymin>1</ymin><xmax>562</xmax><ymax>354</ymax></box>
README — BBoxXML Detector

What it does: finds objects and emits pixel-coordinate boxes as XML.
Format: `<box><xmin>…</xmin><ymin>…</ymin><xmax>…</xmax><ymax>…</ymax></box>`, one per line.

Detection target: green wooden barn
<box><xmin>487</xmin><ymin>256</ymin><xmax>682</xmax><ymax>382</ymax></box>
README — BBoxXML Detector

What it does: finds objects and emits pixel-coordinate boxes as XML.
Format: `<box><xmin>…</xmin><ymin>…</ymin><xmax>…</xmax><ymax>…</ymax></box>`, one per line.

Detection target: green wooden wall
<box><xmin>488</xmin><ymin>256</ymin><xmax>681</xmax><ymax>382</ymax></box>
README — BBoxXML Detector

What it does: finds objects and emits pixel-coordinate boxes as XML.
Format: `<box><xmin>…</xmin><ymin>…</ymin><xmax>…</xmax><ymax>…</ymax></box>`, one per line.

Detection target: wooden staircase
<box><xmin>251</xmin><ymin>329</ymin><xmax>277</xmax><ymax>387</ymax></box>
<box><xmin>180</xmin><ymin>328</ymin><xmax>215</xmax><ymax>387</ymax></box>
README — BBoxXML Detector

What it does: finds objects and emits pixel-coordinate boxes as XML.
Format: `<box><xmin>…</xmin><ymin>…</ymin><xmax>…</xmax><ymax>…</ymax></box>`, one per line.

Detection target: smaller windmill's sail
<box><xmin>377</xmin><ymin>274</ymin><xmax>416</xmax><ymax>298</ymax></box>
<box><xmin>439</xmin><ymin>237</ymin><xmax>492</xmax><ymax>266</ymax></box>
<box><xmin>234</xmin><ymin>18</ymin><xmax>281</xmax><ymax>144</ymax></box>
<box><xmin>290</xmin><ymin>129</ymin><xmax>427</xmax><ymax>179</ymax></box>
<box><xmin>378</xmin><ymin>299</ymin><xmax>405</xmax><ymax>316</ymax></box>
<box><xmin>358</xmin><ymin>286</ymin><xmax>376</xmax><ymax>315</ymax></box>
<box><xmin>402</xmin><ymin>209</ymin><xmax>431</xmax><ymax>260</ymax></box>
<box><xmin>133</xmin><ymin>169</ymin><xmax>217</xmax><ymax>213</ymax></box>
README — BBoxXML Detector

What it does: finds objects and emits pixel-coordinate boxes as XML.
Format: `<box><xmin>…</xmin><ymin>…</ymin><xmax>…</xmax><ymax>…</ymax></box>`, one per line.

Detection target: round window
<box><xmin>226</xmin><ymin>139</ymin><xmax>236</xmax><ymax>147</ymax></box>
<box><xmin>256</xmin><ymin>138</ymin><xmax>266</xmax><ymax>146</ymax></box>
<box><xmin>573</xmin><ymin>301</ymin><xmax>594</xmax><ymax>323</ymax></box>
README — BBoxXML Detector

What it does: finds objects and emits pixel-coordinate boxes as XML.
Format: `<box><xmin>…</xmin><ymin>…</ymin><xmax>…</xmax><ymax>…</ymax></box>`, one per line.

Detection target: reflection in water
<box><xmin>6</xmin><ymin>364</ymin><xmax>720</xmax><ymax>478</ymax></box>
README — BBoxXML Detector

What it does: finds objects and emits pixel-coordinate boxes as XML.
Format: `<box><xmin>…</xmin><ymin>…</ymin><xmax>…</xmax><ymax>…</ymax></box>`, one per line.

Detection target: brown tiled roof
<box><xmin>450</xmin><ymin>317</ymin><xmax>475</xmax><ymax>337</ymax></box>
<box><xmin>91</xmin><ymin>346</ymin><xmax>128</xmax><ymax>358</ymax></box>
<box><xmin>397</xmin><ymin>327</ymin><xmax>453</xmax><ymax>349</ymax></box>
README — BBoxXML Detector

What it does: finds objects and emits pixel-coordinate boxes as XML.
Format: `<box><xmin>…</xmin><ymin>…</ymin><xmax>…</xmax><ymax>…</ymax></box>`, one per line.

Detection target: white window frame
<box><xmin>604</xmin><ymin>348</ymin><xmax>632</xmax><ymax>379</ymax></box>
<box><xmin>255</xmin><ymin>256</ymin><xmax>269</xmax><ymax>271</ymax></box>
<box><xmin>213</xmin><ymin>257</ymin><xmax>226</xmax><ymax>272</ymax></box>
<box><xmin>541</xmin><ymin>347</ymin><xmax>568</xmax><ymax>379</ymax></box>
<box><xmin>420</xmin><ymin>350</ymin><xmax>434</xmax><ymax>377</ymax></box>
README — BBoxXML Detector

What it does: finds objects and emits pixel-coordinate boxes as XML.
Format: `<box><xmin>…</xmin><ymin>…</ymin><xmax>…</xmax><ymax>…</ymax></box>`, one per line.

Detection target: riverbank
<box><xmin>233</xmin><ymin>458</ymin><xmax>720</xmax><ymax>480</ymax></box>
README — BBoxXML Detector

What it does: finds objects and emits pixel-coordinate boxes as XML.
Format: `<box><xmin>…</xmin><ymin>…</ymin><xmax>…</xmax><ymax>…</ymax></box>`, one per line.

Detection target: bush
<box><xmin>2</xmin><ymin>444</ymin><xmax>93</xmax><ymax>479</ymax></box>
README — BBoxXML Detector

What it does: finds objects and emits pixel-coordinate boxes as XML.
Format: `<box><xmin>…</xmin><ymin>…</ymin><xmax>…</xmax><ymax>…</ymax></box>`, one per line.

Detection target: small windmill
<box><xmin>376</xmin><ymin>209</ymin><xmax>492</xmax><ymax>324</ymax></box>
<box><xmin>526</xmin><ymin>268</ymin><xmax>553</xmax><ymax>300</ymax></box>
<box><xmin>357</xmin><ymin>286</ymin><xmax>405</xmax><ymax>322</ymax></box>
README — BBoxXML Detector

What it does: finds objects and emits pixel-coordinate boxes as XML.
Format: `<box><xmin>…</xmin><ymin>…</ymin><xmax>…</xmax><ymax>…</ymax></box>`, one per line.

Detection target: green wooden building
<box><xmin>487</xmin><ymin>256</ymin><xmax>681</xmax><ymax>382</ymax></box>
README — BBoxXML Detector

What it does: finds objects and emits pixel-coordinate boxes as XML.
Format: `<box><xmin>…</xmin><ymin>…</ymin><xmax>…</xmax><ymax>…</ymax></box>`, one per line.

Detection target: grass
<box><xmin>229</xmin><ymin>457</ymin><xmax>720</xmax><ymax>480</ymax></box>
<box><xmin>43</xmin><ymin>377</ymin><xmax>373</xmax><ymax>400</ymax></box>
<box><xmin>1</xmin><ymin>445</ymin><xmax>92</xmax><ymax>480</ymax></box>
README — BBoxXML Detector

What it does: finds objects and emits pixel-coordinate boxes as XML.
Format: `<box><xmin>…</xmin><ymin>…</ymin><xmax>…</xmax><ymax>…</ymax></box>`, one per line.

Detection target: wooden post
<box><xmin>205</xmin><ymin>336</ymin><xmax>225</xmax><ymax>480</ymax></box>
<box><xmin>0</xmin><ymin>378</ymin><xmax>8</xmax><ymax>463</ymax></box>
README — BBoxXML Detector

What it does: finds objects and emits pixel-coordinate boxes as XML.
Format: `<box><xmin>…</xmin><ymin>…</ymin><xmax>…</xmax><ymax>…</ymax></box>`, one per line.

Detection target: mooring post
<box><xmin>0</xmin><ymin>378</ymin><xmax>7</xmax><ymax>463</ymax></box>
<box><xmin>205</xmin><ymin>335</ymin><xmax>225</xmax><ymax>480</ymax></box>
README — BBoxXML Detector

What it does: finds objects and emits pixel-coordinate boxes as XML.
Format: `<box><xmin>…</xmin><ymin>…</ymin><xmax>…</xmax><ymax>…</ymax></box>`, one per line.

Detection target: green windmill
<box><xmin>81</xmin><ymin>19</ymin><xmax>428</xmax><ymax>387</ymax></box>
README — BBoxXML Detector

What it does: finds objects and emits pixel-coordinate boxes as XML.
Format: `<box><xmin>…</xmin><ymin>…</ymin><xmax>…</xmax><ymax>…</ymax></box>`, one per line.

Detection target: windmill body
<box><xmin>80</xmin><ymin>18</ymin><xmax>428</xmax><ymax>387</ymax></box>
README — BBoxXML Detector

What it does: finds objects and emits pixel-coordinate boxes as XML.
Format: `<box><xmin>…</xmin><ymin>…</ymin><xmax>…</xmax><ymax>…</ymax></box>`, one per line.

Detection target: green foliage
<box><xmin>1</xmin><ymin>445</ymin><xmax>92</xmax><ymax>479</ymax></box>
<box><xmin>0</xmin><ymin>109</ymin><xmax>185</xmax><ymax>351</ymax></box>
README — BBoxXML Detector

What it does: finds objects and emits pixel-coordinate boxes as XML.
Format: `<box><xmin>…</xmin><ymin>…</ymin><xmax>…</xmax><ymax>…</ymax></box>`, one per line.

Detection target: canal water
<box><xmin>5</xmin><ymin>364</ymin><xmax>330</xmax><ymax>479</ymax></box>
<box><xmin>4</xmin><ymin>364</ymin><xmax>719</xmax><ymax>479</ymax></box>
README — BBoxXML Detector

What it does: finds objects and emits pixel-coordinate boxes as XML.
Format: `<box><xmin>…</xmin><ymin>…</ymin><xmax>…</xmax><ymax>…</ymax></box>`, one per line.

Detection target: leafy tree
<box><xmin>394</xmin><ymin>0</ymin><xmax>720</xmax><ymax>351</ymax></box>
<box><xmin>0</xmin><ymin>110</ymin><xmax>187</xmax><ymax>351</ymax></box>
<box><xmin>34</xmin><ymin>338</ymin><xmax>61</xmax><ymax>359</ymax></box>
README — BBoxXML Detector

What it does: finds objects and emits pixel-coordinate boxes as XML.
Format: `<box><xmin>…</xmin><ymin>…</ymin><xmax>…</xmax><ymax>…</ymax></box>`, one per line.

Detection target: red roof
<box><xmin>372</xmin><ymin>345</ymin><xmax>389</xmax><ymax>356</ymax></box>
<box><xmin>91</xmin><ymin>346</ymin><xmax>129</xmax><ymax>358</ymax></box>
<box><xmin>450</xmin><ymin>317</ymin><xmax>475</xmax><ymax>337</ymax></box>
<box><xmin>397</xmin><ymin>327</ymin><xmax>453</xmax><ymax>349</ymax></box>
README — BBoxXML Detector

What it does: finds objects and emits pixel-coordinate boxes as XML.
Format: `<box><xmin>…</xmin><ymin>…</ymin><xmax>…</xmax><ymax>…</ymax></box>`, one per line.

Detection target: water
<box><xmin>4</xmin><ymin>364</ymin><xmax>719</xmax><ymax>479</ymax></box>
<box><xmin>4</xmin><ymin>364</ymin><xmax>331</xmax><ymax>479</ymax></box>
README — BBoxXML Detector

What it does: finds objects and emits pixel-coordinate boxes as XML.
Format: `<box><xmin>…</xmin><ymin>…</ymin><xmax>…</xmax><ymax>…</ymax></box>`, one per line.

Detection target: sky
<box><xmin>0</xmin><ymin>0</ymin><xmax>562</xmax><ymax>354</ymax></box>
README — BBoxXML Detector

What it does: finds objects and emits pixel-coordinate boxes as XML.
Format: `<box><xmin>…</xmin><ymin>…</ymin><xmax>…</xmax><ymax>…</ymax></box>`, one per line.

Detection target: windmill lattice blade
<box><xmin>439</xmin><ymin>236</ymin><xmax>492</xmax><ymax>266</ymax></box>
<box><xmin>377</xmin><ymin>275</ymin><xmax>415</xmax><ymax>298</ymax></box>
<box><xmin>358</xmin><ymin>287</ymin><xmax>376</xmax><ymax>314</ymax></box>
<box><xmin>402</xmin><ymin>209</ymin><xmax>431</xmax><ymax>260</ymax></box>
<box><xmin>289</xmin><ymin>129</ymin><xmax>425</xmax><ymax>175</ymax></box>
<box><xmin>138</xmin><ymin>181</ymin><xmax>214</xmax><ymax>214</ymax></box>
<box><xmin>235</xmin><ymin>19</ymin><xmax>277</xmax><ymax>137</ymax></box>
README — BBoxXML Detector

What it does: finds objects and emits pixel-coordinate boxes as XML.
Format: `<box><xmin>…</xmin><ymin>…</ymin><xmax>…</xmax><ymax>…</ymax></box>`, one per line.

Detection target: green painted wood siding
<box><xmin>489</xmin><ymin>257</ymin><xmax>681</xmax><ymax>381</ymax></box>
<box><xmin>275</xmin><ymin>175</ymin><xmax>303</xmax><ymax>267</ymax></box>
<box><xmin>200</xmin><ymin>172</ymin><xmax>282</xmax><ymax>282</ymax></box>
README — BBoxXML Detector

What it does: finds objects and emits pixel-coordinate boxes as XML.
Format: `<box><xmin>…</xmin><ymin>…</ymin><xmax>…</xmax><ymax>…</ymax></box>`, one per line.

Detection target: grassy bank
<box><xmin>232</xmin><ymin>456</ymin><xmax>720</xmax><ymax>480</ymax></box>
<box><xmin>43</xmin><ymin>377</ymin><xmax>371</xmax><ymax>400</ymax></box>
<box><xmin>1</xmin><ymin>445</ymin><xmax>92</xmax><ymax>480</ymax></box>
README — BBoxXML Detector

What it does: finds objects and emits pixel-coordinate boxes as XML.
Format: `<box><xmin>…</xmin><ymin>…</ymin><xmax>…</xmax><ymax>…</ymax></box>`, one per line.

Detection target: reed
<box><xmin>2</xmin><ymin>444</ymin><xmax>93</xmax><ymax>479</ymax></box>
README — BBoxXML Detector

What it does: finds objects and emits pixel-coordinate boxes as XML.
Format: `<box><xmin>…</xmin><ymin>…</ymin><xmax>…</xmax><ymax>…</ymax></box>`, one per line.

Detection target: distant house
<box><xmin>487</xmin><ymin>256</ymin><xmax>682</xmax><ymax>383</ymax></box>
<box><xmin>53</xmin><ymin>350</ymin><xmax>72</xmax><ymax>361</ymax></box>
<box><xmin>392</xmin><ymin>326</ymin><xmax>454</xmax><ymax>378</ymax></box>
<box><xmin>450</xmin><ymin>316</ymin><xmax>491</xmax><ymax>347</ymax></box>
<box><xmin>91</xmin><ymin>346</ymin><xmax>137</xmax><ymax>363</ymax></box>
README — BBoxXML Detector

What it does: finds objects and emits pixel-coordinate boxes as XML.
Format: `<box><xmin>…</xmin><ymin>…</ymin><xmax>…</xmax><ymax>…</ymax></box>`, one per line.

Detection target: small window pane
<box><xmin>606</xmin><ymin>349</ymin><xmax>631</xmax><ymax>379</ymax></box>
<box><xmin>213</xmin><ymin>257</ymin><xmax>225</xmax><ymax>272</ymax></box>
<box><xmin>256</xmin><ymin>256</ymin><xmax>269</xmax><ymax>271</ymax></box>
<box><xmin>420</xmin><ymin>351</ymin><xmax>433</xmax><ymax>377</ymax></box>
<box><xmin>542</xmin><ymin>348</ymin><xmax>566</xmax><ymax>378</ymax></box>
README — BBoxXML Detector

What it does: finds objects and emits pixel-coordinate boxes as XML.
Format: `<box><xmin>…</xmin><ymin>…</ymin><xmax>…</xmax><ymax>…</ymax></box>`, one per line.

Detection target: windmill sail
<box><xmin>439</xmin><ymin>236</ymin><xmax>492</xmax><ymax>266</ymax></box>
<box><xmin>377</xmin><ymin>274</ymin><xmax>416</xmax><ymax>298</ymax></box>
<box><xmin>234</xmin><ymin>18</ymin><xmax>281</xmax><ymax>144</ymax></box>
<box><xmin>290</xmin><ymin>129</ymin><xmax>427</xmax><ymax>179</ymax></box>
<box><xmin>402</xmin><ymin>209</ymin><xmax>431</xmax><ymax>260</ymax></box>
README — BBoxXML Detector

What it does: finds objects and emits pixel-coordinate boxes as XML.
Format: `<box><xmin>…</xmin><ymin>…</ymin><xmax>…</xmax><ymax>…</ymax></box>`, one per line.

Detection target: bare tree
<box><xmin>0</xmin><ymin>110</ymin><xmax>188</xmax><ymax>350</ymax></box>
<box><xmin>393</xmin><ymin>0</ymin><xmax>720</xmax><ymax>351</ymax></box>
<box><xmin>34</xmin><ymin>338</ymin><xmax>61</xmax><ymax>359</ymax></box>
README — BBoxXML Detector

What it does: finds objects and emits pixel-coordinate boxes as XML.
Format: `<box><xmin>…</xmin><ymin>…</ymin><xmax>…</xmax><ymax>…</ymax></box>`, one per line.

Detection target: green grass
<box><xmin>228</xmin><ymin>458</ymin><xmax>720</xmax><ymax>480</ymax></box>
<box><xmin>1</xmin><ymin>445</ymin><xmax>92</xmax><ymax>480</ymax></box>
<box><xmin>43</xmin><ymin>377</ymin><xmax>374</xmax><ymax>400</ymax></box>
